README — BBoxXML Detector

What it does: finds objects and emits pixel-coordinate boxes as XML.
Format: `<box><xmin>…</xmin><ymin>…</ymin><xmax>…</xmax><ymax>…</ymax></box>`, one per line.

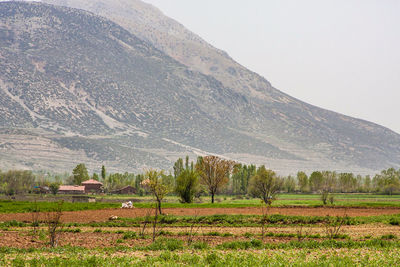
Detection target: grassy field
<box><xmin>0</xmin><ymin>200</ymin><xmax>119</xmax><ymax>213</ymax></box>
<box><xmin>1</xmin><ymin>193</ymin><xmax>400</xmax><ymax>266</ymax></box>
<box><xmin>2</xmin><ymin>193</ymin><xmax>400</xmax><ymax>213</ymax></box>
<box><xmin>1</xmin><ymin>238</ymin><xmax>400</xmax><ymax>266</ymax></box>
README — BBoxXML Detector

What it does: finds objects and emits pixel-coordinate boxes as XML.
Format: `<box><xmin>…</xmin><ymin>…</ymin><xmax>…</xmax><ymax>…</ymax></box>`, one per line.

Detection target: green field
<box><xmin>1</xmin><ymin>240</ymin><xmax>400</xmax><ymax>266</ymax></box>
<box><xmin>1</xmin><ymin>193</ymin><xmax>400</xmax><ymax>213</ymax></box>
<box><xmin>1</xmin><ymin>193</ymin><xmax>400</xmax><ymax>266</ymax></box>
<box><xmin>0</xmin><ymin>200</ymin><xmax>118</xmax><ymax>213</ymax></box>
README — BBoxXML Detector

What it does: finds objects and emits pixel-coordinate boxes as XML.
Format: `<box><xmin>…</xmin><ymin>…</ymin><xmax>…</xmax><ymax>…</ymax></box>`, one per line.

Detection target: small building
<box><xmin>82</xmin><ymin>179</ymin><xmax>103</xmax><ymax>193</ymax></box>
<box><xmin>33</xmin><ymin>186</ymin><xmax>50</xmax><ymax>194</ymax></box>
<box><xmin>58</xmin><ymin>185</ymin><xmax>85</xmax><ymax>194</ymax></box>
<box><xmin>111</xmin><ymin>185</ymin><xmax>136</xmax><ymax>195</ymax></box>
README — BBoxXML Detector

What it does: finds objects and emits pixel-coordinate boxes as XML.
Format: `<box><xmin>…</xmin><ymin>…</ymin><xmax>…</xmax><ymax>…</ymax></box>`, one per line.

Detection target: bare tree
<box><xmin>195</xmin><ymin>156</ymin><xmax>236</xmax><ymax>203</ymax></box>
<box><xmin>324</xmin><ymin>210</ymin><xmax>349</xmax><ymax>239</ymax></box>
<box><xmin>30</xmin><ymin>199</ymin><xmax>40</xmax><ymax>239</ymax></box>
<box><xmin>296</xmin><ymin>224</ymin><xmax>311</xmax><ymax>242</ymax></box>
<box><xmin>139</xmin><ymin>208</ymin><xmax>153</xmax><ymax>239</ymax></box>
<box><xmin>187</xmin><ymin>211</ymin><xmax>202</xmax><ymax>245</ymax></box>
<box><xmin>45</xmin><ymin>201</ymin><xmax>63</xmax><ymax>247</ymax></box>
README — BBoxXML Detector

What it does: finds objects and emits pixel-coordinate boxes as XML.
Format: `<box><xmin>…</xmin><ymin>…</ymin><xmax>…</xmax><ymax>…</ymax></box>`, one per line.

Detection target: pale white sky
<box><xmin>143</xmin><ymin>0</ymin><xmax>400</xmax><ymax>133</ymax></box>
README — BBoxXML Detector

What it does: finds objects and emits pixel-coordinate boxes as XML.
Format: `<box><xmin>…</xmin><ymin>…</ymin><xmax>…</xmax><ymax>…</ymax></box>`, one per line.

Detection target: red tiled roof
<box><xmin>81</xmin><ymin>179</ymin><xmax>103</xmax><ymax>185</ymax></box>
<box><xmin>59</xmin><ymin>185</ymin><xmax>85</xmax><ymax>191</ymax></box>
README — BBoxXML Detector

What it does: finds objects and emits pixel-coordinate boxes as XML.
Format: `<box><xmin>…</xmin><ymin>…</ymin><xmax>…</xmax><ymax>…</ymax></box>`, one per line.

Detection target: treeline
<box><xmin>230</xmin><ymin>168</ymin><xmax>400</xmax><ymax>195</ymax></box>
<box><xmin>1</xmin><ymin>157</ymin><xmax>400</xmax><ymax>196</ymax></box>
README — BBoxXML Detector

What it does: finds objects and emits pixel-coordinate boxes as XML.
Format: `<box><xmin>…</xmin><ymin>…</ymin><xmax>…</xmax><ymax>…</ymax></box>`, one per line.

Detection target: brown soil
<box><xmin>1</xmin><ymin>224</ymin><xmax>399</xmax><ymax>249</ymax></box>
<box><xmin>0</xmin><ymin>230</ymin><xmax>290</xmax><ymax>249</ymax></box>
<box><xmin>1</xmin><ymin>207</ymin><xmax>400</xmax><ymax>223</ymax></box>
<box><xmin>78</xmin><ymin>225</ymin><xmax>400</xmax><ymax>238</ymax></box>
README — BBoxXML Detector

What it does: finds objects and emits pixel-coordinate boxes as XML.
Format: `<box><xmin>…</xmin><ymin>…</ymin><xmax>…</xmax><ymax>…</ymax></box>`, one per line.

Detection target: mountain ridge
<box><xmin>0</xmin><ymin>1</ymin><xmax>399</xmax><ymax>175</ymax></box>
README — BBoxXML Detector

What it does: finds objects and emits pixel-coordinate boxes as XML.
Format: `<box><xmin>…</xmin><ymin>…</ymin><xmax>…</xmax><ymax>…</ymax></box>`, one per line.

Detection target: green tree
<box><xmin>141</xmin><ymin>170</ymin><xmax>173</xmax><ymax>214</ymax></box>
<box><xmin>173</xmin><ymin>158</ymin><xmax>184</xmax><ymax>181</ymax></box>
<box><xmin>248</xmin><ymin>166</ymin><xmax>283</xmax><ymax>206</ymax></box>
<box><xmin>0</xmin><ymin>170</ymin><xmax>36</xmax><ymax>194</ymax></box>
<box><xmin>284</xmin><ymin>175</ymin><xmax>296</xmax><ymax>193</ymax></box>
<box><xmin>321</xmin><ymin>171</ymin><xmax>337</xmax><ymax>193</ymax></box>
<box><xmin>175</xmin><ymin>169</ymin><xmax>199</xmax><ymax>203</ymax></box>
<box><xmin>72</xmin><ymin>164</ymin><xmax>89</xmax><ymax>185</ymax></box>
<box><xmin>375</xmin><ymin>168</ymin><xmax>400</xmax><ymax>195</ymax></box>
<box><xmin>101</xmin><ymin>165</ymin><xmax>106</xmax><ymax>181</ymax></box>
<box><xmin>231</xmin><ymin>164</ymin><xmax>256</xmax><ymax>195</ymax></box>
<box><xmin>297</xmin><ymin>171</ymin><xmax>309</xmax><ymax>193</ymax></box>
<box><xmin>309</xmin><ymin>171</ymin><xmax>323</xmax><ymax>192</ymax></box>
<box><xmin>364</xmin><ymin>175</ymin><xmax>372</xmax><ymax>192</ymax></box>
<box><xmin>338</xmin><ymin>173</ymin><xmax>356</xmax><ymax>193</ymax></box>
<box><xmin>92</xmin><ymin>173</ymin><xmax>99</xmax><ymax>181</ymax></box>
<box><xmin>135</xmin><ymin>174</ymin><xmax>144</xmax><ymax>195</ymax></box>
<box><xmin>49</xmin><ymin>183</ymin><xmax>60</xmax><ymax>195</ymax></box>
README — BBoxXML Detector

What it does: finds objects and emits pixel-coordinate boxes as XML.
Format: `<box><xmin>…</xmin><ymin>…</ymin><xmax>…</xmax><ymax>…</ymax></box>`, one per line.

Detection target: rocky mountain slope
<box><xmin>1</xmin><ymin>1</ymin><xmax>400</xmax><ymax>174</ymax></box>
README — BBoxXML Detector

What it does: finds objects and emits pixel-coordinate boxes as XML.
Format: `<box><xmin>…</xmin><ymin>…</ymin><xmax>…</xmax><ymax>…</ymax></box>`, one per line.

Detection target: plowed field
<box><xmin>1</xmin><ymin>206</ymin><xmax>399</xmax><ymax>223</ymax></box>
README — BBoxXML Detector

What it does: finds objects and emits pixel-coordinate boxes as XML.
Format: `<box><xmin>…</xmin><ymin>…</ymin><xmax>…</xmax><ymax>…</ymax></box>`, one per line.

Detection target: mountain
<box><xmin>1</xmin><ymin>1</ymin><xmax>400</xmax><ymax>174</ymax></box>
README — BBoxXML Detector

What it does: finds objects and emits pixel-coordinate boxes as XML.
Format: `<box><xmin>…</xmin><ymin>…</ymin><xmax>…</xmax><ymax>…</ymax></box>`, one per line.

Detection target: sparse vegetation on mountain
<box><xmin>0</xmin><ymin>1</ymin><xmax>400</xmax><ymax>174</ymax></box>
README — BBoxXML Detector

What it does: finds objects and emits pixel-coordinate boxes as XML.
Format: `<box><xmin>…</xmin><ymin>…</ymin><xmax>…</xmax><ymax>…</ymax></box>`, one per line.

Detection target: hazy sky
<box><xmin>143</xmin><ymin>0</ymin><xmax>400</xmax><ymax>133</ymax></box>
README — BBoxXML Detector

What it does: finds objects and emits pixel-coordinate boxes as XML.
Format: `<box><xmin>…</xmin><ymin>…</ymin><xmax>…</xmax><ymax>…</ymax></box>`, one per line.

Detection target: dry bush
<box><xmin>296</xmin><ymin>224</ymin><xmax>311</xmax><ymax>242</ymax></box>
<box><xmin>321</xmin><ymin>190</ymin><xmax>329</xmax><ymax>205</ymax></box>
<box><xmin>324</xmin><ymin>213</ymin><xmax>349</xmax><ymax>239</ymax></box>
<box><xmin>45</xmin><ymin>201</ymin><xmax>64</xmax><ymax>247</ymax></box>
<box><xmin>139</xmin><ymin>207</ymin><xmax>153</xmax><ymax>238</ymax></box>
<box><xmin>186</xmin><ymin>211</ymin><xmax>202</xmax><ymax>245</ymax></box>
<box><xmin>30</xmin><ymin>199</ymin><xmax>40</xmax><ymax>239</ymax></box>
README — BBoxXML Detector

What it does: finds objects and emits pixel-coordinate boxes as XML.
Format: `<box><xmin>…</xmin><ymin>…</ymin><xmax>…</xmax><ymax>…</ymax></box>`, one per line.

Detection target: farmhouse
<box><xmin>111</xmin><ymin>185</ymin><xmax>136</xmax><ymax>195</ymax></box>
<box><xmin>82</xmin><ymin>179</ymin><xmax>103</xmax><ymax>193</ymax></box>
<box><xmin>58</xmin><ymin>185</ymin><xmax>85</xmax><ymax>194</ymax></box>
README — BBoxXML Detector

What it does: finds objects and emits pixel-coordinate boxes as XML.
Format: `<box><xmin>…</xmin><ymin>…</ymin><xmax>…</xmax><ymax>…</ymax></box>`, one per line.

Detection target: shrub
<box><xmin>175</xmin><ymin>169</ymin><xmax>199</xmax><ymax>203</ymax></box>
<box><xmin>205</xmin><ymin>231</ymin><xmax>221</xmax><ymax>236</ymax></box>
<box><xmin>1</xmin><ymin>220</ymin><xmax>26</xmax><ymax>227</ymax></box>
<box><xmin>191</xmin><ymin>241</ymin><xmax>209</xmax><ymax>250</ymax></box>
<box><xmin>62</xmin><ymin>228</ymin><xmax>81</xmax><ymax>233</ymax></box>
<box><xmin>217</xmin><ymin>239</ymin><xmax>263</xmax><ymax>250</ymax></box>
<box><xmin>222</xmin><ymin>232</ymin><xmax>234</xmax><ymax>237</ymax></box>
<box><xmin>159</xmin><ymin>216</ymin><xmax>178</xmax><ymax>224</ymax></box>
<box><xmin>205</xmin><ymin>252</ymin><xmax>221</xmax><ymax>265</ymax></box>
<box><xmin>381</xmin><ymin>234</ymin><xmax>397</xmax><ymax>240</ymax></box>
<box><xmin>147</xmin><ymin>238</ymin><xmax>184</xmax><ymax>251</ymax></box>
<box><xmin>250</xmin><ymin>239</ymin><xmax>263</xmax><ymax>248</ymax></box>
<box><xmin>158</xmin><ymin>230</ymin><xmax>173</xmax><ymax>236</ymax></box>
<box><xmin>389</xmin><ymin>218</ymin><xmax>400</xmax><ymax>225</ymax></box>
<box><xmin>244</xmin><ymin>232</ymin><xmax>254</xmax><ymax>238</ymax></box>
<box><xmin>122</xmin><ymin>231</ymin><xmax>137</xmax><ymax>239</ymax></box>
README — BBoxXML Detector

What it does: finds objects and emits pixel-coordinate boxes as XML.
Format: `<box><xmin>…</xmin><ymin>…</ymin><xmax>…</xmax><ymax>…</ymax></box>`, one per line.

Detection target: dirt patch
<box><xmin>0</xmin><ymin>230</ymin><xmax>284</xmax><ymax>249</ymax></box>
<box><xmin>1</xmin><ymin>206</ymin><xmax>400</xmax><ymax>223</ymax></box>
<box><xmin>1</xmin><ymin>223</ymin><xmax>399</xmax><ymax>249</ymax></box>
